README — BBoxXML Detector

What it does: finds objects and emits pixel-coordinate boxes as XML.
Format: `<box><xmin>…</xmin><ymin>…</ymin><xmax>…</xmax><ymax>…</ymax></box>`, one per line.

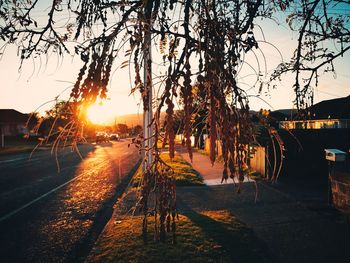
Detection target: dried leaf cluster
<box><xmin>1</xmin><ymin>0</ymin><xmax>349</xmax><ymax>242</ymax></box>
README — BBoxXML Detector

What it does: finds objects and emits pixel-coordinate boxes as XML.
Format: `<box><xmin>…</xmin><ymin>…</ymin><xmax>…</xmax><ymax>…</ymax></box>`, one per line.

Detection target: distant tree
<box><xmin>189</xmin><ymin>84</ymin><xmax>208</xmax><ymax>149</ymax></box>
<box><xmin>173</xmin><ymin>85</ymin><xmax>207</xmax><ymax>149</ymax></box>
<box><xmin>116</xmin><ymin>123</ymin><xmax>129</xmax><ymax>134</ymax></box>
<box><xmin>32</xmin><ymin>100</ymin><xmax>86</xmax><ymax>150</ymax></box>
<box><xmin>104</xmin><ymin>125</ymin><xmax>113</xmax><ymax>133</ymax></box>
<box><xmin>36</xmin><ymin>101</ymin><xmax>70</xmax><ymax>137</ymax></box>
<box><xmin>26</xmin><ymin>112</ymin><xmax>40</xmax><ymax>133</ymax></box>
<box><xmin>172</xmin><ymin>110</ymin><xmax>185</xmax><ymax>135</ymax></box>
<box><xmin>132</xmin><ymin>125</ymin><xmax>143</xmax><ymax>136</ymax></box>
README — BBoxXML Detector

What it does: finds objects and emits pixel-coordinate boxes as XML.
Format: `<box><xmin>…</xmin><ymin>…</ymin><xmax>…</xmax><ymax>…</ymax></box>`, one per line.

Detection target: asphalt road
<box><xmin>0</xmin><ymin>140</ymin><xmax>140</xmax><ymax>263</ymax></box>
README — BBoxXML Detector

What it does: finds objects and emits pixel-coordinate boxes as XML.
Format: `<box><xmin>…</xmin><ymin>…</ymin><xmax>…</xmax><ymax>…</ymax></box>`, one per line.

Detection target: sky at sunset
<box><xmin>1</xmin><ymin>3</ymin><xmax>349</xmax><ymax>124</ymax></box>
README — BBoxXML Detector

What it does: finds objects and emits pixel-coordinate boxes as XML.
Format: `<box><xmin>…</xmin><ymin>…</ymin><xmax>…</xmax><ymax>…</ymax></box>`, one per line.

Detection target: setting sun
<box><xmin>84</xmin><ymin>95</ymin><xmax>142</xmax><ymax>125</ymax></box>
<box><xmin>86</xmin><ymin>103</ymin><xmax>113</xmax><ymax>124</ymax></box>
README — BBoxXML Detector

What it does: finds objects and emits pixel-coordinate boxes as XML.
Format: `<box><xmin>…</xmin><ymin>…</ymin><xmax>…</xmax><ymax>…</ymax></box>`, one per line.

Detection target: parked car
<box><xmin>109</xmin><ymin>133</ymin><xmax>120</xmax><ymax>141</ymax></box>
<box><xmin>96</xmin><ymin>132</ymin><xmax>109</xmax><ymax>143</ymax></box>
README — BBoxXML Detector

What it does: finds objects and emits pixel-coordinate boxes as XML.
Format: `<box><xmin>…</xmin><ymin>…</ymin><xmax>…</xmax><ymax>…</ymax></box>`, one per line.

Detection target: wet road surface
<box><xmin>0</xmin><ymin>140</ymin><xmax>140</xmax><ymax>262</ymax></box>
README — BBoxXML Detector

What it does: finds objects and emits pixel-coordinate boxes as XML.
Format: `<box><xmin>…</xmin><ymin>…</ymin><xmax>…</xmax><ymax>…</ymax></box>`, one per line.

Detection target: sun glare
<box><xmin>84</xmin><ymin>95</ymin><xmax>141</xmax><ymax>124</ymax></box>
<box><xmin>86</xmin><ymin>103</ymin><xmax>112</xmax><ymax>124</ymax></box>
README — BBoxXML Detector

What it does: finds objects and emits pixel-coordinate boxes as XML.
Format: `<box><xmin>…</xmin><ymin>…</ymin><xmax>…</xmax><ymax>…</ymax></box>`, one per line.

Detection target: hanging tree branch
<box><xmin>1</xmin><ymin>0</ymin><xmax>350</xmax><ymax>243</ymax></box>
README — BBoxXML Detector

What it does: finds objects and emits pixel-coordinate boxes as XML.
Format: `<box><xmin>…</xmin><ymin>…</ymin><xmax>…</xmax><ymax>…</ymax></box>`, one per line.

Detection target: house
<box><xmin>245</xmin><ymin>96</ymin><xmax>350</xmax><ymax>180</ymax></box>
<box><xmin>0</xmin><ymin>109</ymin><xmax>29</xmax><ymax>136</ymax></box>
<box><xmin>279</xmin><ymin>118</ymin><xmax>350</xmax><ymax>129</ymax></box>
<box><xmin>276</xmin><ymin>95</ymin><xmax>350</xmax><ymax>179</ymax></box>
<box><xmin>279</xmin><ymin>96</ymin><xmax>350</xmax><ymax>130</ymax></box>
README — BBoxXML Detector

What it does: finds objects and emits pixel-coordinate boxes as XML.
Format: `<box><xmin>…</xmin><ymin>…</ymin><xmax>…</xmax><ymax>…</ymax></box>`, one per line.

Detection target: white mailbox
<box><xmin>324</xmin><ymin>149</ymin><xmax>346</xmax><ymax>162</ymax></box>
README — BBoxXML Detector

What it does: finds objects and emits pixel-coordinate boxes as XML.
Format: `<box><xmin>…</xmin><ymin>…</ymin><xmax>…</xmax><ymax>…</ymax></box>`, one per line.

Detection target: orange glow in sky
<box><xmin>86</xmin><ymin>102</ymin><xmax>114</xmax><ymax>125</ymax></box>
<box><xmin>0</xmin><ymin>18</ymin><xmax>349</xmax><ymax>115</ymax></box>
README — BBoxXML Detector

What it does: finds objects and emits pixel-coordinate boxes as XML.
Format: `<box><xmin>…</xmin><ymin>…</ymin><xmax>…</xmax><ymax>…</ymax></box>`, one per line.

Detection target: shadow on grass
<box><xmin>66</xmin><ymin>158</ymin><xmax>142</xmax><ymax>263</ymax></box>
<box><xmin>178</xmin><ymin>199</ymin><xmax>275</xmax><ymax>263</ymax></box>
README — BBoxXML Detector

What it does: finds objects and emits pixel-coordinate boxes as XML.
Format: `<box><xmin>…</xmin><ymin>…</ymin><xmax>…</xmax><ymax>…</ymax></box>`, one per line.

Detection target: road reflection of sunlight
<box><xmin>64</xmin><ymin>145</ymin><xmax>116</xmax><ymax>215</ymax></box>
<box><xmin>37</xmin><ymin>145</ymin><xmax>119</xmax><ymax>261</ymax></box>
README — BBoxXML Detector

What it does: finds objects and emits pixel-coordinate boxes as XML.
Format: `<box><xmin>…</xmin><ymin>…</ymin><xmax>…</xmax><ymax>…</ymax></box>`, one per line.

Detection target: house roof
<box><xmin>310</xmin><ymin>95</ymin><xmax>350</xmax><ymax>119</ymax></box>
<box><xmin>0</xmin><ymin>109</ymin><xmax>28</xmax><ymax>124</ymax></box>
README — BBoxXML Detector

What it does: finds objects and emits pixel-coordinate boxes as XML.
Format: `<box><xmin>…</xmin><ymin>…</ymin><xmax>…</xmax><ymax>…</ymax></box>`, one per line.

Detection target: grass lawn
<box><xmin>87</xmin><ymin>210</ymin><xmax>272</xmax><ymax>263</ymax></box>
<box><xmin>0</xmin><ymin>137</ymin><xmax>47</xmax><ymax>156</ymax></box>
<box><xmin>0</xmin><ymin>145</ymin><xmax>34</xmax><ymax>155</ymax></box>
<box><xmin>132</xmin><ymin>152</ymin><xmax>204</xmax><ymax>187</ymax></box>
<box><xmin>0</xmin><ymin>144</ymin><xmax>47</xmax><ymax>156</ymax></box>
<box><xmin>0</xmin><ymin>137</ymin><xmax>91</xmax><ymax>156</ymax></box>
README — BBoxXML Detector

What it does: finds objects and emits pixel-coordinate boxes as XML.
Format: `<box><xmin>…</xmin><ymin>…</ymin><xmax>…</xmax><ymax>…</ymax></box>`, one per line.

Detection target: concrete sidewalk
<box><xmin>177</xmin><ymin>182</ymin><xmax>350</xmax><ymax>263</ymax></box>
<box><xmin>176</xmin><ymin>146</ymin><xmax>350</xmax><ymax>263</ymax></box>
<box><xmin>176</xmin><ymin>145</ymin><xmax>250</xmax><ymax>185</ymax></box>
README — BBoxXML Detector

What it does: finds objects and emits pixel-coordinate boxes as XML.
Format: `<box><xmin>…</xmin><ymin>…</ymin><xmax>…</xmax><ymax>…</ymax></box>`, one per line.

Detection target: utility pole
<box><xmin>142</xmin><ymin>2</ymin><xmax>153</xmax><ymax>173</ymax></box>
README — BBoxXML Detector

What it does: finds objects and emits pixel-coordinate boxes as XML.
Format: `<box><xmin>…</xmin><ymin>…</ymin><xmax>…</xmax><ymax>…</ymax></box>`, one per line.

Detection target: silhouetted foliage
<box><xmin>1</xmin><ymin>0</ymin><xmax>349</xmax><ymax>243</ymax></box>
